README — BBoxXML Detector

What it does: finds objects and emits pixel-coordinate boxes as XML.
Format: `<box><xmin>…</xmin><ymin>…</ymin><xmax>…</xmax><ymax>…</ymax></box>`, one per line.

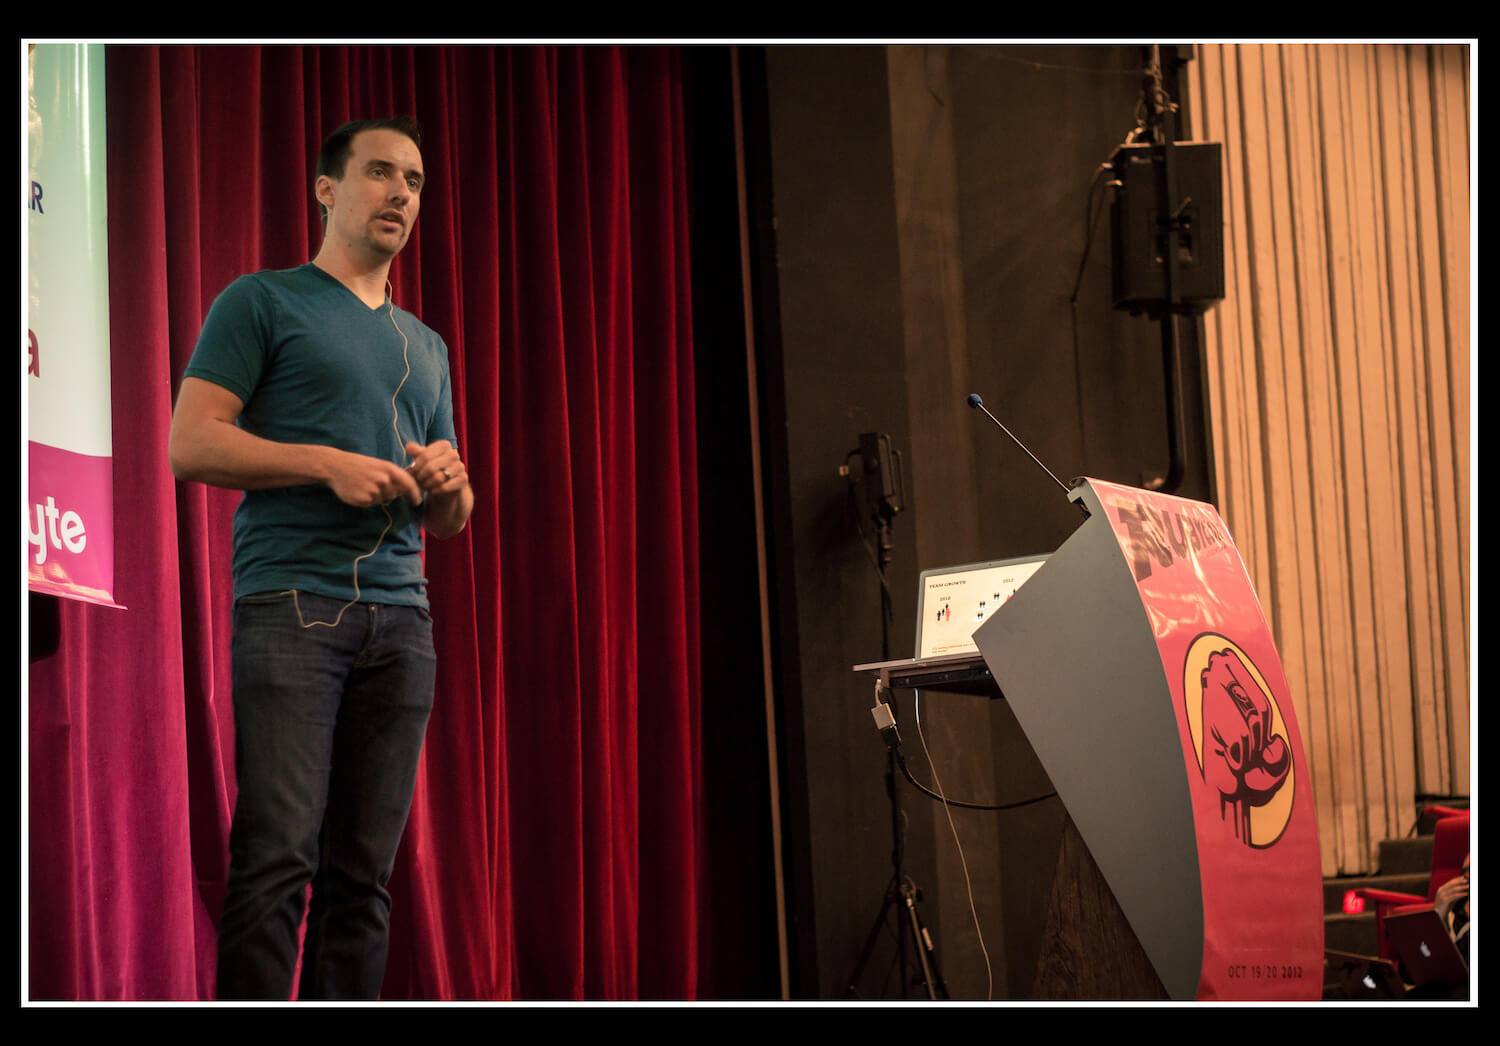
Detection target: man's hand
<box><xmin>404</xmin><ymin>439</ymin><xmax>468</xmax><ymax>499</ymax></box>
<box><xmin>405</xmin><ymin>440</ymin><xmax>474</xmax><ymax>539</ymax></box>
<box><xmin>327</xmin><ymin>449</ymin><xmax>425</xmax><ymax>508</ymax></box>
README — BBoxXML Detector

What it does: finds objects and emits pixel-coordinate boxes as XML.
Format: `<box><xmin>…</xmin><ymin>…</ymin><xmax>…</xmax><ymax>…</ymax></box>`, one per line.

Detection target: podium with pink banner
<box><xmin>971</xmin><ymin>477</ymin><xmax>1323</xmax><ymax>1001</ymax></box>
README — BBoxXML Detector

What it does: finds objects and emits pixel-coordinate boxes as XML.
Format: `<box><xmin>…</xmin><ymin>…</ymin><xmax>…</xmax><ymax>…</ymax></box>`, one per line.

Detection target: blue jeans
<box><xmin>216</xmin><ymin>590</ymin><xmax>436</xmax><ymax>1001</ymax></box>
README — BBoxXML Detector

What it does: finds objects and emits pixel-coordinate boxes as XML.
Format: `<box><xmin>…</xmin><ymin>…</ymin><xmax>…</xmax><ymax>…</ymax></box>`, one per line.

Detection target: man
<box><xmin>169</xmin><ymin>117</ymin><xmax>473</xmax><ymax>1000</ymax></box>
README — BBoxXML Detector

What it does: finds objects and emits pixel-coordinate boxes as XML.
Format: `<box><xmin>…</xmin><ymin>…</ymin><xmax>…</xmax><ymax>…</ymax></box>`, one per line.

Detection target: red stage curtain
<box><xmin>26</xmin><ymin>44</ymin><xmax>703</xmax><ymax>1001</ymax></box>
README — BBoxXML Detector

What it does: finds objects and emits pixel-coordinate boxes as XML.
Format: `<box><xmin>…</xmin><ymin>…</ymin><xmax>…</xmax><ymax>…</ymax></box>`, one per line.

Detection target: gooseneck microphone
<box><xmin>966</xmin><ymin>393</ymin><xmax>1072</xmax><ymax>495</ymax></box>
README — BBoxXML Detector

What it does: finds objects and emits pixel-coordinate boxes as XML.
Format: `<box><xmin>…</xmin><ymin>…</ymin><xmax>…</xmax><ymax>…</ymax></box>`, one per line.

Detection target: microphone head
<box><xmin>966</xmin><ymin>393</ymin><xmax>983</xmax><ymax>409</ymax></box>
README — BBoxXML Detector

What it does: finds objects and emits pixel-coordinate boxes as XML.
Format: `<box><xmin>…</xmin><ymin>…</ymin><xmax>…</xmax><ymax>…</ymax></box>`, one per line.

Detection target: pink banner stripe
<box><xmin>27</xmin><ymin>440</ymin><xmax>120</xmax><ymax>608</ymax></box>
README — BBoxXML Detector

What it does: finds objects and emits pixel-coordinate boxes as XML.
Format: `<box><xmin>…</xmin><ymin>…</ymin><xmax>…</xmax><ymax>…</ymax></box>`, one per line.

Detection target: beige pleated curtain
<box><xmin>1184</xmin><ymin>43</ymin><xmax>1471</xmax><ymax>876</ymax></box>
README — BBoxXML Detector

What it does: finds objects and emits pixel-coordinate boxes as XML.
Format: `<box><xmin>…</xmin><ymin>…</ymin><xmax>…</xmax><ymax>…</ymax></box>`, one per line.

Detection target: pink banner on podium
<box><xmin>1089</xmin><ymin>478</ymin><xmax>1323</xmax><ymax>1000</ymax></box>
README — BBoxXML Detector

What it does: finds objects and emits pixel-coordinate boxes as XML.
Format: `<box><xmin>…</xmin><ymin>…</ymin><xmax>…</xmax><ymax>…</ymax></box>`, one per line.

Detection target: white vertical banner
<box><xmin>26</xmin><ymin>43</ymin><xmax>122</xmax><ymax>608</ymax></box>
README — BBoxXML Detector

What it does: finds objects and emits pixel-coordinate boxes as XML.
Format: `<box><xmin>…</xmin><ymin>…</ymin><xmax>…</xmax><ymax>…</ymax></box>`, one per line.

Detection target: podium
<box><xmin>892</xmin><ymin>478</ymin><xmax>1325</xmax><ymax>1000</ymax></box>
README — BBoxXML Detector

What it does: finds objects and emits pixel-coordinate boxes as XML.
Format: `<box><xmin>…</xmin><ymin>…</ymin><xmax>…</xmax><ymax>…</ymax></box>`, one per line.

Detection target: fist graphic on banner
<box><xmin>1203</xmin><ymin>648</ymin><xmax>1291</xmax><ymax>844</ymax></box>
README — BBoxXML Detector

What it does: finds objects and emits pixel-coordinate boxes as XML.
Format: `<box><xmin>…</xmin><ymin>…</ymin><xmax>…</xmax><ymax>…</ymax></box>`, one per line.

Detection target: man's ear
<box><xmin>314</xmin><ymin>173</ymin><xmax>337</xmax><ymax>212</ymax></box>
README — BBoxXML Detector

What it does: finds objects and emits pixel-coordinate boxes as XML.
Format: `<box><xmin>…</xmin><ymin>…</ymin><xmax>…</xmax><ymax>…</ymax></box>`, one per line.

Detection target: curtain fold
<box><xmin>27</xmin><ymin>43</ymin><xmax>702</xmax><ymax>1001</ymax></box>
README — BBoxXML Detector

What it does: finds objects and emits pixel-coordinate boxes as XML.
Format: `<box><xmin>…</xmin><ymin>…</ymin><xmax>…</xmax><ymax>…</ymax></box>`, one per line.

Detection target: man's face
<box><xmin>317</xmin><ymin>128</ymin><xmax>424</xmax><ymax>259</ymax></box>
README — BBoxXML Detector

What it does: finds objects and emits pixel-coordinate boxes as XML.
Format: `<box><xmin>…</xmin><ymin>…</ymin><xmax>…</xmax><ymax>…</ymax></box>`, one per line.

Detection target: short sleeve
<box><xmin>181</xmin><ymin>275</ymin><xmax>273</xmax><ymax>405</ymax></box>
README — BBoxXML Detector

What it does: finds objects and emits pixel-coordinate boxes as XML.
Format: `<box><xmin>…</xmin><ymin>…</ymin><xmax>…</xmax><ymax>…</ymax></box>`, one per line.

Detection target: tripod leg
<box><xmin>901</xmin><ymin>880</ymin><xmax>950</xmax><ymax>1000</ymax></box>
<box><xmin>845</xmin><ymin>876</ymin><xmax>901</xmax><ymax>998</ymax></box>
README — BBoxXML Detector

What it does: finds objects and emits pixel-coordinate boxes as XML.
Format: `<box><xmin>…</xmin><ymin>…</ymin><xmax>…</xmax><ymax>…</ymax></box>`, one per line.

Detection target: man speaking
<box><xmin>169</xmin><ymin>117</ymin><xmax>473</xmax><ymax>1000</ymax></box>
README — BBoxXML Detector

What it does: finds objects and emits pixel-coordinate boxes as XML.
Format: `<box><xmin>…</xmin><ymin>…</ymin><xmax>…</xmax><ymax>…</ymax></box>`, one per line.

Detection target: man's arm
<box><xmin>169</xmin><ymin>376</ymin><xmax>423</xmax><ymax>508</ymax></box>
<box><xmin>404</xmin><ymin>439</ymin><xmax>474</xmax><ymax>540</ymax></box>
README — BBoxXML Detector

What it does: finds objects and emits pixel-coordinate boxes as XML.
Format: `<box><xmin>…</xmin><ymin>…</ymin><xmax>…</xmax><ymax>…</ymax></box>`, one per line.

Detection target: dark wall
<box><xmin>687</xmin><ymin>43</ymin><xmax>1216</xmax><ymax>1000</ymax></box>
<box><xmin>748</xmin><ymin>45</ymin><xmax>936</xmax><ymax>1000</ymax></box>
<box><xmin>944</xmin><ymin>46</ymin><xmax>1214</xmax><ymax>535</ymax></box>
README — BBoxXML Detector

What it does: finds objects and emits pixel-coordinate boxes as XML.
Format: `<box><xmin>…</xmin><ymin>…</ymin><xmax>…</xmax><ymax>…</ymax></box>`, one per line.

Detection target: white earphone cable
<box><xmin>914</xmin><ymin>688</ymin><xmax>994</xmax><ymax>1000</ymax></box>
<box><xmin>293</xmin><ymin>284</ymin><xmax>412</xmax><ymax>629</ymax></box>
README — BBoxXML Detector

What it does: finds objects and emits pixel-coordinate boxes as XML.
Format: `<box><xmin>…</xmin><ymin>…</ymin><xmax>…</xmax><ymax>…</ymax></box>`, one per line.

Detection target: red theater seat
<box><xmin>1351</xmin><ymin>809</ymin><xmax>1469</xmax><ymax>962</ymax></box>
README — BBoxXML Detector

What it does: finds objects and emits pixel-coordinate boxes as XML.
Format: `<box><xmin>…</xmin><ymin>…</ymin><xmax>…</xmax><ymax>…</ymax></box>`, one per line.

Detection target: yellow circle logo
<box><xmin>1183</xmin><ymin>634</ymin><xmax>1294</xmax><ymax>848</ymax></box>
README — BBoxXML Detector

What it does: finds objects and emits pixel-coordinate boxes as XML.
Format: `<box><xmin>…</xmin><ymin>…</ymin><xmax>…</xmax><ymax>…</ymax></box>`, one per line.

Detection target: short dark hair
<box><xmin>315</xmin><ymin>117</ymin><xmax>423</xmax><ymax>229</ymax></box>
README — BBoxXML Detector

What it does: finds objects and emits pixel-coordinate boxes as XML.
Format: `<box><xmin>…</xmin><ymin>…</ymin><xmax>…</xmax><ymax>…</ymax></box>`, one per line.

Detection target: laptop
<box><xmin>1322</xmin><ymin>949</ymin><xmax>1404</xmax><ymax>1000</ymax></box>
<box><xmin>1385</xmin><ymin>907</ymin><xmax>1468</xmax><ymax>987</ymax></box>
<box><xmin>853</xmin><ymin>553</ymin><xmax>1048</xmax><ymax>695</ymax></box>
<box><xmin>913</xmin><ymin>554</ymin><xmax>1050</xmax><ymax>659</ymax></box>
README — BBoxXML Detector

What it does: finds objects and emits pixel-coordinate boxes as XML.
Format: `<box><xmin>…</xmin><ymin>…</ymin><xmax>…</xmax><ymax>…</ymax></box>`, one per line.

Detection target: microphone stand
<box><xmin>966</xmin><ymin>394</ymin><xmax>1076</xmax><ymax>498</ymax></box>
<box><xmin>844</xmin><ymin>451</ymin><xmax>947</xmax><ymax>1000</ymax></box>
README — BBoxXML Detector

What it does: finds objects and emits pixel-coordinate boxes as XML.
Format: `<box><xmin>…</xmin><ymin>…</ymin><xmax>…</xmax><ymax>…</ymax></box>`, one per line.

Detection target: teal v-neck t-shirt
<box><xmin>183</xmin><ymin>264</ymin><xmax>457</xmax><ymax>608</ymax></box>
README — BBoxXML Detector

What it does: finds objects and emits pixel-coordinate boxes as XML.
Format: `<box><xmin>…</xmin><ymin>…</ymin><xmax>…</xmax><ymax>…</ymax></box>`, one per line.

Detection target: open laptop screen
<box><xmin>914</xmin><ymin>554</ymin><xmax>1048</xmax><ymax>659</ymax></box>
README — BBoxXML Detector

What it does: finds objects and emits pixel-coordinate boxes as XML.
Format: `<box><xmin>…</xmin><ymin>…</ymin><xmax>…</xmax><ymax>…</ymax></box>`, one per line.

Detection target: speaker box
<box><xmin>1110</xmin><ymin>142</ymin><xmax>1224</xmax><ymax>315</ymax></box>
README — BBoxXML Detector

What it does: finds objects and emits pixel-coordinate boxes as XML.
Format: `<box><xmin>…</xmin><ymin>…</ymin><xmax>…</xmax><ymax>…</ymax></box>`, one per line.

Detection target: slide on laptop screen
<box><xmin>914</xmin><ymin>554</ymin><xmax>1048</xmax><ymax>659</ymax></box>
